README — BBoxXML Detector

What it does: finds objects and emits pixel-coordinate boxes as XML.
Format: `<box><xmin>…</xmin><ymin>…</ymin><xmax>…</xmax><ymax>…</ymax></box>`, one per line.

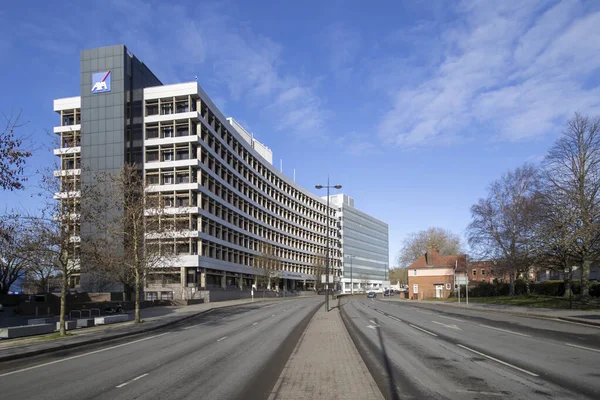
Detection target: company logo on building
<box><xmin>91</xmin><ymin>71</ymin><xmax>111</xmax><ymax>93</ymax></box>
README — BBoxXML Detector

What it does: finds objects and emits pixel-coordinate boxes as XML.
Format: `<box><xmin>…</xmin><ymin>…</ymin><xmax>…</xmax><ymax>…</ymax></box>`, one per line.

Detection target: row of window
<box><xmin>145</xmin><ymin>96</ymin><xmax>196</xmax><ymax>117</ymax></box>
<box><xmin>152</xmin><ymin>98</ymin><xmax>331</xmax><ymax>216</ymax></box>
<box><xmin>146</xmin><ymin>121</ymin><xmax>197</xmax><ymax>139</ymax></box>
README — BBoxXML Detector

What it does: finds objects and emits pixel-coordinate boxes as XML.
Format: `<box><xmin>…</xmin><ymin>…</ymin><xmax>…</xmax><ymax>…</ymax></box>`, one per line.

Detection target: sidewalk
<box><xmin>388</xmin><ymin>298</ymin><xmax>600</xmax><ymax>327</ymax></box>
<box><xmin>268</xmin><ymin>306</ymin><xmax>384</xmax><ymax>400</ymax></box>
<box><xmin>0</xmin><ymin>297</ymin><xmax>301</xmax><ymax>362</ymax></box>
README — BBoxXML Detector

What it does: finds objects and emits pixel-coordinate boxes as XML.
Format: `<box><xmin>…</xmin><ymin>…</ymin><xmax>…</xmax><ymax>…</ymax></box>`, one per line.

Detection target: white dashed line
<box><xmin>457</xmin><ymin>344</ymin><xmax>538</xmax><ymax>377</ymax></box>
<box><xmin>409</xmin><ymin>324</ymin><xmax>438</xmax><ymax>337</ymax></box>
<box><xmin>479</xmin><ymin>325</ymin><xmax>531</xmax><ymax>337</ymax></box>
<box><xmin>116</xmin><ymin>373</ymin><xmax>149</xmax><ymax>388</ymax></box>
<box><xmin>252</xmin><ymin>322</ymin><xmax>258</xmax><ymax>326</ymax></box>
<box><xmin>217</xmin><ymin>336</ymin><xmax>228</xmax><ymax>342</ymax></box>
<box><xmin>565</xmin><ymin>343</ymin><xmax>600</xmax><ymax>353</ymax></box>
<box><xmin>0</xmin><ymin>333</ymin><xmax>169</xmax><ymax>377</ymax></box>
<box><xmin>438</xmin><ymin>315</ymin><xmax>465</xmax><ymax>323</ymax></box>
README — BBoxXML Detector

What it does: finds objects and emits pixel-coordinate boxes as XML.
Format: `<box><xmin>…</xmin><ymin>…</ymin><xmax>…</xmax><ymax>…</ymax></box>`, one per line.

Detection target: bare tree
<box><xmin>34</xmin><ymin>167</ymin><xmax>93</xmax><ymax>335</ymax></box>
<box><xmin>1</xmin><ymin>111</ymin><xmax>32</xmax><ymax>191</ymax></box>
<box><xmin>389</xmin><ymin>267</ymin><xmax>408</xmax><ymax>285</ymax></box>
<box><xmin>467</xmin><ymin>164</ymin><xmax>541</xmax><ymax>295</ymax></box>
<box><xmin>397</xmin><ymin>227</ymin><xmax>463</xmax><ymax>268</ymax></box>
<box><xmin>253</xmin><ymin>242</ymin><xmax>282</xmax><ymax>296</ymax></box>
<box><xmin>0</xmin><ymin>212</ymin><xmax>34</xmax><ymax>294</ymax></box>
<box><xmin>311</xmin><ymin>254</ymin><xmax>326</xmax><ymax>291</ymax></box>
<box><xmin>541</xmin><ymin>113</ymin><xmax>600</xmax><ymax>299</ymax></box>
<box><xmin>84</xmin><ymin>164</ymin><xmax>177</xmax><ymax>323</ymax></box>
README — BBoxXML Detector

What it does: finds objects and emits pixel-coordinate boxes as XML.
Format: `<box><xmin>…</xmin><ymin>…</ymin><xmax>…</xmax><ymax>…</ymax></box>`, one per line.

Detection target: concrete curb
<box><xmin>0</xmin><ymin>298</ymin><xmax>296</xmax><ymax>363</ymax></box>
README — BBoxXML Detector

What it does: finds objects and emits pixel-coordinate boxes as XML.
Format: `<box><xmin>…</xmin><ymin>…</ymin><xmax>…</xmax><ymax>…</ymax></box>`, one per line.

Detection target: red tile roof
<box><xmin>408</xmin><ymin>248</ymin><xmax>468</xmax><ymax>270</ymax></box>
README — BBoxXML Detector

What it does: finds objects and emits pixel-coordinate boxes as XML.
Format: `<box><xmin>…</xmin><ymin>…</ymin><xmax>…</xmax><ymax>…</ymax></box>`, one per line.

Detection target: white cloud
<box><xmin>321</xmin><ymin>22</ymin><xmax>362</xmax><ymax>72</ymax></box>
<box><xmin>377</xmin><ymin>1</ymin><xmax>600</xmax><ymax>148</ymax></box>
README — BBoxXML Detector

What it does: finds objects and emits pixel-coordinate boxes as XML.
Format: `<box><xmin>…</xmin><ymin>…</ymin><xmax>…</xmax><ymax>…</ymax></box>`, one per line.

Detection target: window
<box><xmin>161</xmin><ymin>103</ymin><xmax>173</xmax><ymax>115</ymax></box>
<box><xmin>162</xmin><ymin>126</ymin><xmax>174</xmax><ymax>138</ymax></box>
<box><xmin>481</xmin><ymin>269</ymin><xmax>486</xmax><ymax>276</ymax></box>
<box><xmin>446</xmin><ymin>283</ymin><xmax>451</xmax><ymax>290</ymax></box>
<box><xmin>413</xmin><ymin>284</ymin><xmax>418</xmax><ymax>294</ymax></box>
<box><xmin>163</xmin><ymin>174</ymin><xmax>174</xmax><ymax>184</ymax></box>
<box><xmin>472</xmin><ymin>269</ymin><xmax>477</xmax><ymax>276</ymax></box>
<box><xmin>413</xmin><ymin>269</ymin><xmax>417</xmax><ymax>276</ymax></box>
<box><xmin>163</xmin><ymin>151</ymin><xmax>173</xmax><ymax>161</ymax></box>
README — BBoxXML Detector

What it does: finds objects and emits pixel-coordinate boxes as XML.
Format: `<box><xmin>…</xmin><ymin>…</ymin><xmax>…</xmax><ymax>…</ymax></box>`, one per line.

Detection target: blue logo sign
<box><xmin>91</xmin><ymin>71</ymin><xmax>111</xmax><ymax>93</ymax></box>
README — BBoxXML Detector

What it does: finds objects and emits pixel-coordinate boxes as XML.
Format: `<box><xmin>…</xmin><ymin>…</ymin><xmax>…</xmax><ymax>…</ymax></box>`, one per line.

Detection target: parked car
<box><xmin>384</xmin><ymin>290</ymin><xmax>394</xmax><ymax>296</ymax></box>
<box><xmin>367</xmin><ymin>292</ymin><xmax>377</xmax><ymax>298</ymax></box>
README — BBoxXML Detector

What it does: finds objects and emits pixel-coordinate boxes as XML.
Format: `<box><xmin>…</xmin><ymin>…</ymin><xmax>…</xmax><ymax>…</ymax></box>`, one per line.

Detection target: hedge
<box><xmin>466</xmin><ymin>280</ymin><xmax>599</xmax><ymax>297</ymax></box>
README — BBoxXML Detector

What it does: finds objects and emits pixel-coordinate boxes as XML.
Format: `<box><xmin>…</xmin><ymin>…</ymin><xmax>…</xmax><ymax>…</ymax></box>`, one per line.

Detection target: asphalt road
<box><xmin>341</xmin><ymin>297</ymin><xmax>600</xmax><ymax>400</ymax></box>
<box><xmin>0</xmin><ymin>297</ymin><xmax>322</xmax><ymax>400</ymax></box>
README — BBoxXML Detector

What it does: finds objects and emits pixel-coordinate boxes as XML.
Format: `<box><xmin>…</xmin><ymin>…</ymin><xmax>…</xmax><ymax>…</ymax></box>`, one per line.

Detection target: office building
<box><xmin>53</xmin><ymin>45</ymin><xmax>344</xmax><ymax>300</ymax></box>
<box><xmin>325</xmin><ymin>194</ymin><xmax>389</xmax><ymax>293</ymax></box>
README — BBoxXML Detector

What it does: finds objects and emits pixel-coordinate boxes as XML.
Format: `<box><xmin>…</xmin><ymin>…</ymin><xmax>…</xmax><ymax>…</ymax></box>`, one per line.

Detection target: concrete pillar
<box><xmin>221</xmin><ymin>271</ymin><xmax>227</xmax><ymax>289</ymax></box>
<box><xmin>200</xmin><ymin>269</ymin><xmax>206</xmax><ymax>289</ymax></box>
<box><xmin>180</xmin><ymin>267</ymin><xmax>187</xmax><ymax>300</ymax></box>
<box><xmin>238</xmin><ymin>275</ymin><xmax>243</xmax><ymax>290</ymax></box>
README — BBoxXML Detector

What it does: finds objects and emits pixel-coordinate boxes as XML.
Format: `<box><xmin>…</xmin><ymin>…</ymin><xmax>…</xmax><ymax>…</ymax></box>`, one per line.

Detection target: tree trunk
<box><xmin>563</xmin><ymin>267</ymin><xmax>572</xmax><ymax>298</ymax></box>
<box><xmin>59</xmin><ymin>273</ymin><xmax>67</xmax><ymax>336</ymax></box>
<box><xmin>509</xmin><ymin>270</ymin><xmax>515</xmax><ymax>296</ymax></box>
<box><xmin>134</xmin><ymin>265</ymin><xmax>141</xmax><ymax>323</ymax></box>
<box><xmin>581</xmin><ymin>260</ymin><xmax>591</xmax><ymax>299</ymax></box>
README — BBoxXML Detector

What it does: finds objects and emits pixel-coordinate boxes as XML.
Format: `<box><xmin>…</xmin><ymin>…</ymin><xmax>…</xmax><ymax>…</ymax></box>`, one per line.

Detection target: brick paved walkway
<box><xmin>269</xmin><ymin>306</ymin><xmax>384</xmax><ymax>400</ymax></box>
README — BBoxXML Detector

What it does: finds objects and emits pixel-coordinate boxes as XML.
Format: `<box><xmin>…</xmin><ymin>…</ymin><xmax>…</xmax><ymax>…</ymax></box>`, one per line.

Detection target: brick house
<box><xmin>467</xmin><ymin>261</ymin><xmax>510</xmax><ymax>283</ymax></box>
<box><xmin>407</xmin><ymin>246</ymin><xmax>467</xmax><ymax>299</ymax></box>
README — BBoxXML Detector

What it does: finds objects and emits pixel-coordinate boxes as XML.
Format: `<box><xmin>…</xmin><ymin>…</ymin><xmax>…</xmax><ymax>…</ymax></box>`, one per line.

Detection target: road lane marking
<box><xmin>409</xmin><ymin>307</ymin><xmax>433</xmax><ymax>315</ymax></box>
<box><xmin>252</xmin><ymin>322</ymin><xmax>258</xmax><ymax>326</ymax></box>
<box><xmin>217</xmin><ymin>336</ymin><xmax>228</xmax><ymax>342</ymax></box>
<box><xmin>369</xmin><ymin>320</ymin><xmax>380</xmax><ymax>327</ymax></box>
<box><xmin>116</xmin><ymin>373</ymin><xmax>149</xmax><ymax>388</ymax></box>
<box><xmin>271</xmin><ymin>314</ymin><xmax>275</xmax><ymax>317</ymax></box>
<box><xmin>565</xmin><ymin>343</ymin><xmax>600</xmax><ymax>353</ymax></box>
<box><xmin>457</xmin><ymin>344</ymin><xmax>538</xmax><ymax>377</ymax></box>
<box><xmin>409</xmin><ymin>324</ymin><xmax>438</xmax><ymax>337</ymax></box>
<box><xmin>0</xmin><ymin>332</ymin><xmax>169</xmax><ymax>377</ymax></box>
<box><xmin>387</xmin><ymin>315</ymin><xmax>403</xmax><ymax>323</ymax></box>
<box><xmin>432</xmin><ymin>321</ymin><xmax>461</xmax><ymax>330</ymax></box>
<box><xmin>438</xmin><ymin>315</ymin><xmax>465</xmax><ymax>323</ymax></box>
<box><xmin>479</xmin><ymin>325</ymin><xmax>531</xmax><ymax>337</ymax></box>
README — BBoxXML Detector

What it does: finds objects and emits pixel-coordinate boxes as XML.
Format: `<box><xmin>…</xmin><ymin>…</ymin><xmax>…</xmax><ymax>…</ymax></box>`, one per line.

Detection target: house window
<box><xmin>445</xmin><ymin>283</ymin><xmax>451</xmax><ymax>290</ymax></box>
<box><xmin>472</xmin><ymin>269</ymin><xmax>477</xmax><ymax>276</ymax></box>
<box><xmin>481</xmin><ymin>269</ymin><xmax>486</xmax><ymax>276</ymax></box>
<box><xmin>413</xmin><ymin>284</ymin><xmax>418</xmax><ymax>294</ymax></box>
<box><xmin>413</xmin><ymin>269</ymin><xmax>417</xmax><ymax>276</ymax></box>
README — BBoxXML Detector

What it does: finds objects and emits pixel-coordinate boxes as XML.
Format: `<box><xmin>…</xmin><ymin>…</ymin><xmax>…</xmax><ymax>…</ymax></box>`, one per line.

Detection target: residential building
<box><xmin>53</xmin><ymin>44</ymin><xmax>344</xmax><ymax>300</ymax></box>
<box><xmin>467</xmin><ymin>261</ymin><xmax>510</xmax><ymax>284</ymax></box>
<box><xmin>407</xmin><ymin>246</ymin><xmax>467</xmax><ymax>299</ymax></box>
<box><xmin>325</xmin><ymin>194</ymin><xmax>389</xmax><ymax>294</ymax></box>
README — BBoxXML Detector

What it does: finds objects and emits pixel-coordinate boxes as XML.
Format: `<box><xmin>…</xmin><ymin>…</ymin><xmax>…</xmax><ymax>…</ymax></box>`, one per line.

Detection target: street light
<box><xmin>315</xmin><ymin>178</ymin><xmax>342</xmax><ymax>312</ymax></box>
<box><xmin>345</xmin><ymin>254</ymin><xmax>356</xmax><ymax>295</ymax></box>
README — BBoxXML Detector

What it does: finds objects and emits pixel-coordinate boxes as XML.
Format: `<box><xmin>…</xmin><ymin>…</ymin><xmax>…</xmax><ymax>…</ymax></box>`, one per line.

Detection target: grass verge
<box><xmin>427</xmin><ymin>295</ymin><xmax>600</xmax><ymax>310</ymax></box>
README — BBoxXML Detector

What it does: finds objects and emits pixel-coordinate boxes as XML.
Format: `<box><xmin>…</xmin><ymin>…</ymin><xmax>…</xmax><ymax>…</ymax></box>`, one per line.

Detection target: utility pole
<box><xmin>315</xmin><ymin>179</ymin><xmax>342</xmax><ymax>312</ymax></box>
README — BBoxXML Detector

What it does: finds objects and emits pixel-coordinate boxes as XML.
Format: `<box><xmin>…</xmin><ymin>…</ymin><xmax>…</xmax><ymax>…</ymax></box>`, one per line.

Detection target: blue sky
<box><xmin>2</xmin><ymin>0</ymin><xmax>600</xmax><ymax>267</ymax></box>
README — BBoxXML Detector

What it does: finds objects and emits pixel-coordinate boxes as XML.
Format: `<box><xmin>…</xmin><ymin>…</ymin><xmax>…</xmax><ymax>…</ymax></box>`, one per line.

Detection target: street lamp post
<box><xmin>345</xmin><ymin>254</ymin><xmax>356</xmax><ymax>295</ymax></box>
<box><xmin>315</xmin><ymin>178</ymin><xmax>342</xmax><ymax>312</ymax></box>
